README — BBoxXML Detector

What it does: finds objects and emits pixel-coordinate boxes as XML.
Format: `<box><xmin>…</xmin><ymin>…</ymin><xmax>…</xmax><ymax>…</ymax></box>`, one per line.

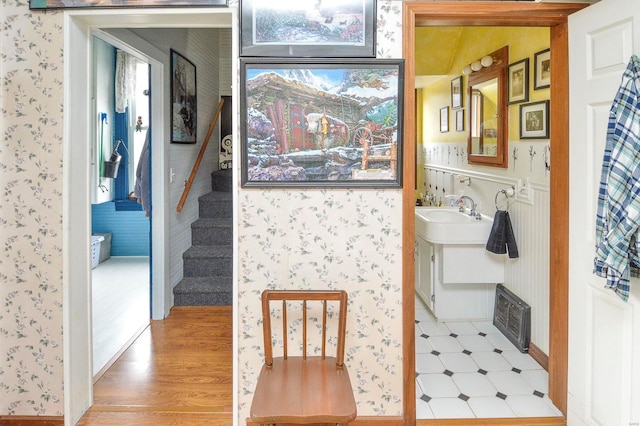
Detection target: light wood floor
<box><xmin>78</xmin><ymin>306</ymin><xmax>233</xmax><ymax>426</ymax></box>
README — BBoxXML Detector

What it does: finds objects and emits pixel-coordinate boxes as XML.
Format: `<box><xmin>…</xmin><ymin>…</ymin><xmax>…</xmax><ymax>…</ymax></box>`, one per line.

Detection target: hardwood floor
<box><xmin>78</xmin><ymin>306</ymin><xmax>233</xmax><ymax>425</ymax></box>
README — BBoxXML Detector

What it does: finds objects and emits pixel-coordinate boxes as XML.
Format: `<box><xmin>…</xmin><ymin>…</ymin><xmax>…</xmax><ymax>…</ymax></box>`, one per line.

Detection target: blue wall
<box><xmin>92</xmin><ymin>201</ymin><xmax>150</xmax><ymax>256</ymax></box>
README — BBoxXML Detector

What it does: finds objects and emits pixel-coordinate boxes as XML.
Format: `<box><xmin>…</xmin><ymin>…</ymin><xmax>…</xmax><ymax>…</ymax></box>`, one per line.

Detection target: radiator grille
<box><xmin>493</xmin><ymin>284</ymin><xmax>531</xmax><ymax>353</ymax></box>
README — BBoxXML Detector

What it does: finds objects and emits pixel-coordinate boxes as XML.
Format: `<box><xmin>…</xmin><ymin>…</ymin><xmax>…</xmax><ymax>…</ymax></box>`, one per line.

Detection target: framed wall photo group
<box><xmin>240</xmin><ymin>0</ymin><xmax>376</xmax><ymax>57</ymax></box>
<box><xmin>520</xmin><ymin>100</ymin><xmax>550</xmax><ymax>139</ymax></box>
<box><xmin>534</xmin><ymin>48</ymin><xmax>550</xmax><ymax>90</ymax></box>
<box><xmin>507</xmin><ymin>58</ymin><xmax>529</xmax><ymax>105</ymax></box>
<box><xmin>30</xmin><ymin>0</ymin><xmax>227</xmax><ymax>9</ymax></box>
<box><xmin>170</xmin><ymin>49</ymin><xmax>197</xmax><ymax>144</ymax></box>
<box><xmin>240</xmin><ymin>58</ymin><xmax>404</xmax><ymax>188</ymax></box>
<box><xmin>451</xmin><ymin>76</ymin><xmax>463</xmax><ymax>109</ymax></box>
<box><xmin>440</xmin><ymin>107</ymin><xmax>449</xmax><ymax>133</ymax></box>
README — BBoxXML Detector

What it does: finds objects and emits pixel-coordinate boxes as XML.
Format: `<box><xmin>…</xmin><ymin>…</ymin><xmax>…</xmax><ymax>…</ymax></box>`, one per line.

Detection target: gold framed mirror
<box><xmin>467</xmin><ymin>46</ymin><xmax>508</xmax><ymax>167</ymax></box>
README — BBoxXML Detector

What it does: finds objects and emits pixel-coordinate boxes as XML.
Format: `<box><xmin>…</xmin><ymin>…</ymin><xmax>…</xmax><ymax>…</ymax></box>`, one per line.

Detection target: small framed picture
<box><xmin>507</xmin><ymin>58</ymin><xmax>529</xmax><ymax>105</ymax></box>
<box><xmin>440</xmin><ymin>106</ymin><xmax>449</xmax><ymax>133</ymax></box>
<box><xmin>520</xmin><ymin>100</ymin><xmax>550</xmax><ymax>139</ymax></box>
<box><xmin>451</xmin><ymin>76</ymin><xmax>463</xmax><ymax>109</ymax></box>
<box><xmin>534</xmin><ymin>48</ymin><xmax>550</xmax><ymax>90</ymax></box>
<box><xmin>455</xmin><ymin>109</ymin><xmax>464</xmax><ymax>132</ymax></box>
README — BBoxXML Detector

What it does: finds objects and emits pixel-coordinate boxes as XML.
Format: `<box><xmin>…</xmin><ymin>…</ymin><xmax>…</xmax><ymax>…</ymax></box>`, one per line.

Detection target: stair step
<box><xmin>198</xmin><ymin>191</ymin><xmax>233</xmax><ymax>219</ymax></box>
<box><xmin>173</xmin><ymin>276</ymin><xmax>232</xmax><ymax>306</ymax></box>
<box><xmin>183</xmin><ymin>245</ymin><xmax>232</xmax><ymax>277</ymax></box>
<box><xmin>191</xmin><ymin>218</ymin><xmax>233</xmax><ymax>245</ymax></box>
<box><xmin>211</xmin><ymin>169</ymin><xmax>232</xmax><ymax>192</ymax></box>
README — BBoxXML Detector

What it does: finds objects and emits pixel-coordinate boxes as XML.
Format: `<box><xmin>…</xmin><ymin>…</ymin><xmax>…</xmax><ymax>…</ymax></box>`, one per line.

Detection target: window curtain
<box><xmin>115</xmin><ymin>50</ymin><xmax>139</xmax><ymax>113</ymax></box>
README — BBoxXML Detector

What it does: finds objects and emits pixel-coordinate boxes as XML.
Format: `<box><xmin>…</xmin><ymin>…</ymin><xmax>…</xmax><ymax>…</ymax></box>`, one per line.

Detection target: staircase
<box><xmin>173</xmin><ymin>169</ymin><xmax>233</xmax><ymax>306</ymax></box>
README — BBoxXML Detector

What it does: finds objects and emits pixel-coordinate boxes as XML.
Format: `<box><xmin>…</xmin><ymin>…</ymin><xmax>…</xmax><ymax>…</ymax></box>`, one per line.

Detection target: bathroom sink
<box><xmin>415</xmin><ymin>207</ymin><xmax>493</xmax><ymax>245</ymax></box>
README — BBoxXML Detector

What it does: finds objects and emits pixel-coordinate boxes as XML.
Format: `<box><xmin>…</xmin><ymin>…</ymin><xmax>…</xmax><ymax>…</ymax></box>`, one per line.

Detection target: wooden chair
<box><xmin>250</xmin><ymin>290</ymin><xmax>357</xmax><ymax>426</ymax></box>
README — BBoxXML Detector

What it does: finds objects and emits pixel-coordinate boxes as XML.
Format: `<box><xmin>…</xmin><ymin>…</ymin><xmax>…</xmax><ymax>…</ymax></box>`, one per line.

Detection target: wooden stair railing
<box><xmin>176</xmin><ymin>98</ymin><xmax>225</xmax><ymax>213</ymax></box>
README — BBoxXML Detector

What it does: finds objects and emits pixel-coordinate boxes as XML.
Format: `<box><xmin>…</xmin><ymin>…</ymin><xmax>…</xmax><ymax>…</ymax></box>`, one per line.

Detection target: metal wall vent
<box><xmin>493</xmin><ymin>284</ymin><xmax>531</xmax><ymax>353</ymax></box>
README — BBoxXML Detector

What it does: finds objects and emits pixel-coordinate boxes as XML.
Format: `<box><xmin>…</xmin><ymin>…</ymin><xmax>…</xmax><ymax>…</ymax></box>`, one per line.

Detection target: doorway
<box><xmin>402</xmin><ymin>2</ymin><xmax>586</xmax><ymax>424</ymax></box>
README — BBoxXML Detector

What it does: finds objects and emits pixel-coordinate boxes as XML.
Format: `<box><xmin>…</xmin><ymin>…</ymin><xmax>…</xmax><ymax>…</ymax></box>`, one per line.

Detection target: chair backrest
<box><xmin>261</xmin><ymin>289</ymin><xmax>348</xmax><ymax>367</ymax></box>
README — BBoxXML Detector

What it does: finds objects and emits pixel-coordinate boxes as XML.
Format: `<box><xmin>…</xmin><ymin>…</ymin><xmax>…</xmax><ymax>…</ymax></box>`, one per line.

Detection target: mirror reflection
<box><xmin>467</xmin><ymin>46</ymin><xmax>508</xmax><ymax>167</ymax></box>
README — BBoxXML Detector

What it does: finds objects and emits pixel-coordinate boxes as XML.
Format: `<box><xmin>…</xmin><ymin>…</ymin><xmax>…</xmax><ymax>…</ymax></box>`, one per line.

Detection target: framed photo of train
<box><xmin>240</xmin><ymin>58</ymin><xmax>404</xmax><ymax>188</ymax></box>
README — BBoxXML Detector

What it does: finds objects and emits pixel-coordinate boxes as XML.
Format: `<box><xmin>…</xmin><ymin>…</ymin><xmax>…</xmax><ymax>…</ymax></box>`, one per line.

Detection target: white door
<box><xmin>568</xmin><ymin>0</ymin><xmax>640</xmax><ymax>424</ymax></box>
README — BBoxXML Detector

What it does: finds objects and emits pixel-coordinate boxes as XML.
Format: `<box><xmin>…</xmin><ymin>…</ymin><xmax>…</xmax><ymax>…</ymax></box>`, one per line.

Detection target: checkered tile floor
<box><xmin>415</xmin><ymin>296</ymin><xmax>562</xmax><ymax>419</ymax></box>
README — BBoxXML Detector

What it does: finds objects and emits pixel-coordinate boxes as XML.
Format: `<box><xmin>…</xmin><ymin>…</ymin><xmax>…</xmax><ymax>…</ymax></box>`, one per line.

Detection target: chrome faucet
<box><xmin>456</xmin><ymin>195</ymin><xmax>477</xmax><ymax>217</ymax></box>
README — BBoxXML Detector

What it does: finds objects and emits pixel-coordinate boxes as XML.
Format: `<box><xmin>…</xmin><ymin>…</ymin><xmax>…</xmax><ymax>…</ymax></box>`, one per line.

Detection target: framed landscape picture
<box><xmin>30</xmin><ymin>0</ymin><xmax>227</xmax><ymax>9</ymax></box>
<box><xmin>240</xmin><ymin>58</ymin><xmax>404</xmax><ymax>187</ymax></box>
<box><xmin>240</xmin><ymin>0</ymin><xmax>376</xmax><ymax>57</ymax></box>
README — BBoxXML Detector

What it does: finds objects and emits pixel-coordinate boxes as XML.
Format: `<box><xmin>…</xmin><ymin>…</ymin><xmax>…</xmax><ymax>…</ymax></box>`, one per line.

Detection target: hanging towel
<box><xmin>486</xmin><ymin>210</ymin><xmax>519</xmax><ymax>259</ymax></box>
<box><xmin>593</xmin><ymin>55</ymin><xmax>640</xmax><ymax>302</ymax></box>
<box><xmin>134</xmin><ymin>130</ymin><xmax>151</xmax><ymax>217</ymax></box>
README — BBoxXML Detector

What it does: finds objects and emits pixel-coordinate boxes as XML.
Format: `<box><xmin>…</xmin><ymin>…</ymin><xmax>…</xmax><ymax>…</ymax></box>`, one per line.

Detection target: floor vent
<box><xmin>493</xmin><ymin>284</ymin><xmax>530</xmax><ymax>353</ymax></box>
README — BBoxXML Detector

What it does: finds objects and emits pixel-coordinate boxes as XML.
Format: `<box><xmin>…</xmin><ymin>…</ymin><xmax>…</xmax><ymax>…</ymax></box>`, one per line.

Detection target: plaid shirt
<box><xmin>593</xmin><ymin>54</ymin><xmax>640</xmax><ymax>302</ymax></box>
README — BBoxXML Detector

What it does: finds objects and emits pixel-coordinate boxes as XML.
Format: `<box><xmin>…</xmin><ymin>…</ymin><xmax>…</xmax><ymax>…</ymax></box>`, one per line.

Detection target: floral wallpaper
<box><xmin>0</xmin><ymin>0</ymin><xmax>404</xmax><ymax>420</ymax></box>
<box><xmin>0</xmin><ymin>1</ymin><xmax>65</xmax><ymax>417</ymax></box>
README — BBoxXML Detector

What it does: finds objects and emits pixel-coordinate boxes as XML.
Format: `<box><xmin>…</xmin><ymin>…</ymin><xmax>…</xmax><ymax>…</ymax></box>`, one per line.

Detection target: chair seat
<box><xmin>250</xmin><ymin>356</ymin><xmax>357</xmax><ymax>424</ymax></box>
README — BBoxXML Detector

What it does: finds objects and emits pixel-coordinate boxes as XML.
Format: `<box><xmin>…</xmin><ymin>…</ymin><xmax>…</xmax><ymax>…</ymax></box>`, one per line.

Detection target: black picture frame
<box><xmin>240</xmin><ymin>0</ymin><xmax>376</xmax><ymax>57</ymax></box>
<box><xmin>170</xmin><ymin>49</ymin><xmax>197</xmax><ymax>144</ymax></box>
<box><xmin>534</xmin><ymin>48</ymin><xmax>550</xmax><ymax>90</ymax></box>
<box><xmin>451</xmin><ymin>76</ymin><xmax>463</xmax><ymax>109</ymax></box>
<box><xmin>455</xmin><ymin>109</ymin><xmax>464</xmax><ymax>132</ymax></box>
<box><xmin>30</xmin><ymin>0</ymin><xmax>227</xmax><ymax>9</ymax></box>
<box><xmin>519</xmin><ymin>100</ymin><xmax>550</xmax><ymax>139</ymax></box>
<box><xmin>240</xmin><ymin>58</ymin><xmax>404</xmax><ymax>188</ymax></box>
<box><xmin>507</xmin><ymin>58</ymin><xmax>529</xmax><ymax>105</ymax></box>
<box><xmin>440</xmin><ymin>106</ymin><xmax>449</xmax><ymax>133</ymax></box>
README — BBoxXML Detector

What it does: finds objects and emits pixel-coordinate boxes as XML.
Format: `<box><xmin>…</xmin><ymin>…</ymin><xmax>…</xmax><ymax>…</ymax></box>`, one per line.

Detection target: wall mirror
<box><xmin>467</xmin><ymin>46</ymin><xmax>508</xmax><ymax>167</ymax></box>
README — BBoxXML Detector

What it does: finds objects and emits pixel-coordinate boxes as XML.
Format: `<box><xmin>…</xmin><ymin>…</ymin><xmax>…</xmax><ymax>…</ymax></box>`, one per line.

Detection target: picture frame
<box><xmin>451</xmin><ymin>76</ymin><xmax>463</xmax><ymax>109</ymax></box>
<box><xmin>455</xmin><ymin>109</ymin><xmax>464</xmax><ymax>132</ymax></box>
<box><xmin>440</xmin><ymin>106</ymin><xmax>449</xmax><ymax>133</ymax></box>
<box><xmin>240</xmin><ymin>0</ymin><xmax>376</xmax><ymax>57</ymax></box>
<box><xmin>520</xmin><ymin>100</ymin><xmax>550</xmax><ymax>139</ymax></box>
<box><xmin>507</xmin><ymin>58</ymin><xmax>529</xmax><ymax>105</ymax></box>
<box><xmin>30</xmin><ymin>0</ymin><xmax>227</xmax><ymax>9</ymax></box>
<box><xmin>170</xmin><ymin>49</ymin><xmax>197</xmax><ymax>144</ymax></box>
<box><xmin>240</xmin><ymin>58</ymin><xmax>404</xmax><ymax>188</ymax></box>
<box><xmin>534</xmin><ymin>48</ymin><xmax>550</xmax><ymax>90</ymax></box>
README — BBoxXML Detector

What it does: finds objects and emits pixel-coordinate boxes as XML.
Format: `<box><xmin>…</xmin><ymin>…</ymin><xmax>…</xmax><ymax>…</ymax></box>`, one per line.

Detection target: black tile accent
<box><xmin>478</xmin><ymin>368</ymin><xmax>488</xmax><ymax>375</ymax></box>
<box><xmin>462</xmin><ymin>349</ymin><xmax>472</xmax><ymax>355</ymax></box>
<box><xmin>458</xmin><ymin>393</ymin><xmax>470</xmax><ymax>401</ymax></box>
<box><xmin>415</xmin><ymin>320</ymin><xmax>420</xmax><ymax>324</ymax></box>
<box><xmin>431</xmin><ymin>350</ymin><xmax>440</xmax><ymax>356</ymax></box>
<box><xmin>415</xmin><ymin>372</ymin><xmax>419</xmax><ymax>378</ymax></box>
<box><xmin>449</xmin><ymin>333</ymin><xmax>458</xmax><ymax>338</ymax></box>
<box><xmin>421</xmin><ymin>333</ymin><xmax>429</xmax><ymax>339</ymax></box>
<box><xmin>533</xmin><ymin>390</ymin><xmax>545</xmax><ymax>398</ymax></box>
<box><xmin>420</xmin><ymin>394</ymin><xmax>432</xmax><ymax>403</ymax></box>
<box><xmin>496</xmin><ymin>392</ymin><xmax>507</xmax><ymax>400</ymax></box>
<box><xmin>494</xmin><ymin>348</ymin><xmax>503</xmax><ymax>354</ymax></box>
<box><xmin>479</xmin><ymin>332</ymin><xmax>487</xmax><ymax>337</ymax></box>
<box><xmin>511</xmin><ymin>367</ymin><xmax>522</xmax><ymax>374</ymax></box>
<box><xmin>444</xmin><ymin>369</ymin><xmax>454</xmax><ymax>377</ymax></box>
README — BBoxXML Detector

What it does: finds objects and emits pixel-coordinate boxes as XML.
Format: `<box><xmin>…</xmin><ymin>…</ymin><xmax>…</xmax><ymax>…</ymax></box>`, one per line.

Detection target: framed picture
<box><xmin>520</xmin><ymin>100</ymin><xmax>550</xmax><ymax>139</ymax></box>
<box><xmin>455</xmin><ymin>109</ymin><xmax>464</xmax><ymax>132</ymax></box>
<box><xmin>170</xmin><ymin>49</ymin><xmax>197</xmax><ymax>144</ymax></box>
<box><xmin>440</xmin><ymin>106</ymin><xmax>449</xmax><ymax>133</ymax></box>
<box><xmin>240</xmin><ymin>58</ymin><xmax>404</xmax><ymax>188</ymax></box>
<box><xmin>507</xmin><ymin>58</ymin><xmax>529</xmax><ymax>105</ymax></box>
<box><xmin>30</xmin><ymin>0</ymin><xmax>226</xmax><ymax>9</ymax></box>
<box><xmin>240</xmin><ymin>0</ymin><xmax>376</xmax><ymax>57</ymax></box>
<box><xmin>451</xmin><ymin>76</ymin><xmax>463</xmax><ymax>109</ymax></box>
<box><xmin>534</xmin><ymin>48</ymin><xmax>550</xmax><ymax>90</ymax></box>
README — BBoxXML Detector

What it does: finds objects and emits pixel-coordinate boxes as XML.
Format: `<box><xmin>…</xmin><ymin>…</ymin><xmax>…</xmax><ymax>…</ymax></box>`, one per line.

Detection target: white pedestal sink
<box><xmin>415</xmin><ymin>207</ymin><xmax>493</xmax><ymax>245</ymax></box>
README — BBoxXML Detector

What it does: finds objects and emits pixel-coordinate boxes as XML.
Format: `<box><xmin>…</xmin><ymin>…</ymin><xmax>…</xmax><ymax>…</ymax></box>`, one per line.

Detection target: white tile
<box><xmin>415</xmin><ymin>332</ymin><xmax>434</xmax><ymax>354</ymax></box>
<box><xmin>439</xmin><ymin>352</ymin><xmax>479</xmax><ymax>373</ymax></box>
<box><xmin>506</xmin><ymin>394</ymin><xmax>563</xmax><ymax>417</ymax></box>
<box><xmin>520</xmin><ymin>369</ymin><xmax>549</xmax><ymax>394</ymax></box>
<box><xmin>429</xmin><ymin>397</ymin><xmax>475</xmax><ymax>418</ymax></box>
<box><xmin>417</xmin><ymin>374</ymin><xmax>460</xmax><ymax>398</ymax></box>
<box><xmin>416</xmin><ymin>397</ymin><xmax>435</xmax><ymax>419</ymax></box>
<box><xmin>452</xmin><ymin>373</ymin><xmax>498</xmax><ymax>397</ymax></box>
<box><xmin>542</xmin><ymin>395</ymin><xmax>564</xmax><ymax>416</ymax></box>
<box><xmin>428</xmin><ymin>335</ymin><xmax>463</xmax><ymax>353</ymax></box>
<box><xmin>456</xmin><ymin>334</ymin><xmax>495</xmax><ymax>352</ymax></box>
<box><xmin>485</xmin><ymin>332</ymin><xmax>519</xmax><ymax>351</ymax></box>
<box><xmin>501</xmin><ymin>350</ymin><xmax>544</xmax><ymax>370</ymax></box>
<box><xmin>418</xmin><ymin>321</ymin><xmax>451</xmax><ymax>337</ymax></box>
<box><xmin>470</xmin><ymin>351</ymin><xmax>512</xmax><ymax>371</ymax></box>
<box><xmin>471</xmin><ymin>320</ymin><xmax>501</xmax><ymax>334</ymax></box>
<box><xmin>443</xmin><ymin>321</ymin><xmax>478</xmax><ymax>335</ymax></box>
<box><xmin>467</xmin><ymin>396</ymin><xmax>516</xmax><ymax>418</ymax></box>
<box><xmin>416</xmin><ymin>353</ymin><xmax>444</xmax><ymax>374</ymax></box>
<box><xmin>486</xmin><ymin>371</ymin><xmax>534</xmax><ymax>396</ymax></box>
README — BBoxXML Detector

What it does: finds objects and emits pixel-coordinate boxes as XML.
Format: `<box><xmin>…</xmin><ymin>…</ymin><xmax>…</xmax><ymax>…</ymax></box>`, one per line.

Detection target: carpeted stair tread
<box><xmin>198</xmin><ymin>191</ymin><xmax>233</xmax><ymax>203</ymax></box>
<box><xmin>183</xmin><ymin>245</ymin><xmax>233</xmax><ymax>259</ymax></box>
<box><xmin>191</xmin><ymin>217</ymin><xmax>232</xmax><ymax>229</ymax></box>
<box><xmin>173</xmin><ymin>277</ymin><xmax>233</xmax><ymax>306</ymax></box>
